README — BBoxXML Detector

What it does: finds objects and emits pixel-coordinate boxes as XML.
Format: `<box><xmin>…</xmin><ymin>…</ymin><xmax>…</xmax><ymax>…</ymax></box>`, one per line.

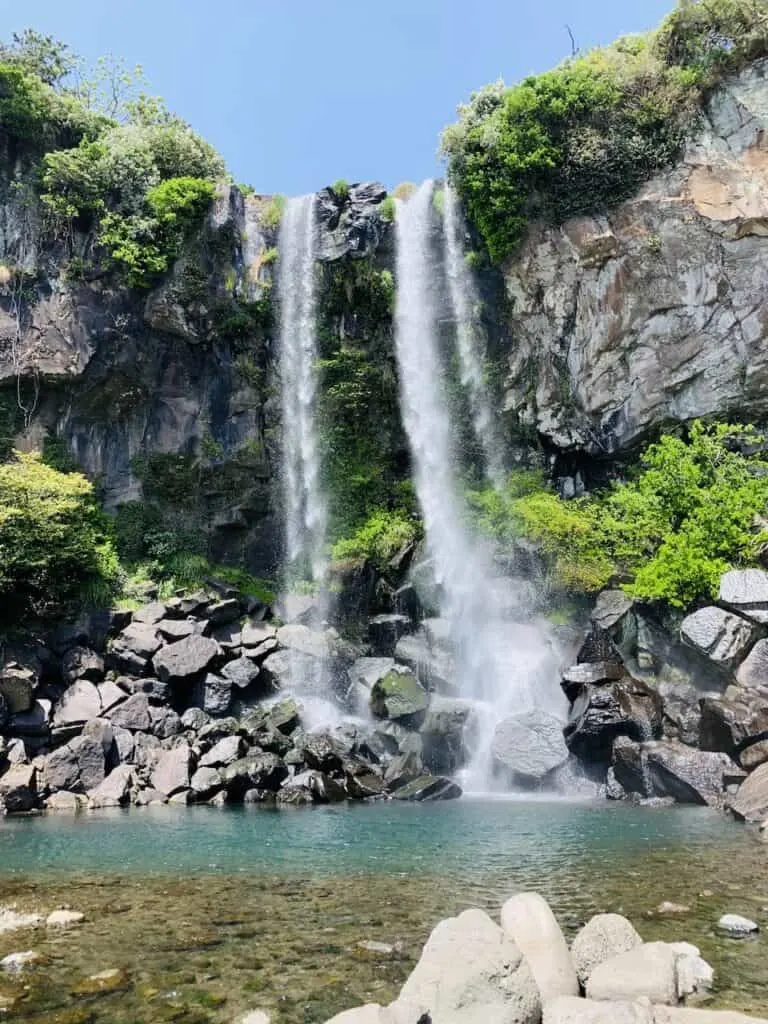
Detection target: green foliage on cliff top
<box><xmin>331</xmin><ymin>509</ymin><xmax>420</xmax><ymax>572</ymax></box>
<box><xmin>442</xmin><ymin>0</ymin><xmax>768</xmax><ymax>262</ymax></box>
<box><xmin>0</xmin><ymin>451</ymin><xmax>120</xmax><ymax>619</ymax></box>
<box><xmin>470</xmin><ymin>422</ymin><xmax>768</xmax><ymax>608</ymax></box>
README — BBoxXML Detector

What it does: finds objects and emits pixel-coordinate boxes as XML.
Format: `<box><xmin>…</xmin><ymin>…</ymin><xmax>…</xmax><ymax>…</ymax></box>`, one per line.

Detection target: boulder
<box><xmin>390</xmin><ymin>774</ymin><xmax>461</xmax><ymax>801</ymax></box>
<box><xmin>156</xmin><ymin>618</ymin><xmax>200</xmax><ymax>642</ymax></box>
<box><xmin>699</xmin><ymin>694</ymin><xmax>768</xmax><ymax>757</ymax></box>
<box><xmin>368</xmin><ymin>614</ymin><xmax>412</xmax><ymax>657</ymax></box>
<box><xmin>53</xmin><ymin>680</ymin><xmax>101</xmax><ymax>727</ymax></box>
<box><xmin>221</xmin><ymin>656</ymin><xmax>261</xmax><ymax>690</ymax></box>
<box><xmin>730</xmin><ymin>762</ymin><xmax>768</xmax><ymax>821</ymax></box>
<box><xmin>153</xmin><ymin>636</ymin><xmax>219</xmax><ymax>682</ymax></box>
<box><xmin>384</xmin><ymin>751</ymin><xmax>425</xmax><ymax>791</ymax></box>
<box><xmin>613</xmin><ymin>739</ymin><xmax>735</xmax><ymax>805</ymax></box>
<box><xmin>0</xmin><ymin>669</ymin><xmax>34</xmax><ymax>715</ymax></box>
<box><xmin>370</xmin><ymin>670</ymin><xmax>428</xmax><ymax>724</ymax></box>
<box><xmin>61</xmin><ymin>647</ymin><xmax>105</xmax><ymax>684</ymax></box>
<box><xmin>87</xmin><ymin>765</ymin><xmax>133</xmax><ymax>808</ymax></box>
<box><xmin>566</xmin><ymin>679</ymin><xmax>662</xmax><ymax>763</ymax></box>
<box><xmin>45</xmin><ymin>790</ymin><xmax>86</xmax><ymax>811</ymax></box>
<box><xmin>149</xmin><ymin>706</ymin><xmax>182</xmax><ymax>740</ymax></box>
<box><xmin>561</xmin><ymin>661</ymin><xmax>624</xmax><ymax>701</ymax></box>
<box><xmin>592</xmin><ymin>590</ymin><xmax>635</xmax><ymax>633</ymax></box>
<box><xmin>114</xmin><ymin>622</ymin><xmax>162</xmax><ymax>659</ymax></box>
<box><xmin>190</xmin><ymin>766</ymin><xmax>223</xmax><ymax>797</ymax></box>
<box><xmin>735</xmin><ymin>640</ymin><xmax>768</xmax><ymax>690</ymax></box>
<box><xmin>241</xmin><ymin>621</ymin><xmax>277</xmax><ymax>648</ymax></box>
<box><xmin>151</xmin><ymin>745</ymin><xmax>194</xmax><ymax>796</ymax></box>
<box><xmin>133</xmin><ymin>602</ymin><xmax>167</xmax><ymax>625</ymax></box>
<box><xmin>9</xmin><ymin>700</ymin><xmax>50</xmax><ymax>738</ymax></box>
<box><xmin>659</xmin><ymin>682</ymin><xmax>703</xmax><ymax>747</ymax></box>
<box><xmin>420</xmin><ymin>698</ymin><xmax>473</xmax><ymax>774</ymax></box>
<box><xmin>199</xmin><ymin>735</ymin><xmax>244</xmax><ymax>768</ymax></box>
<box><xmin>391</xmin><ymin>907</ymin><xmax>540</xmax><ymax>1024</ymax></box>
<box><xmin>719</xmin><ymin>569</ymin><xmax>768</xmax><ymax>624</ymax></box>
<box><xmin>46</xmin><ymin>910</ymin><xmax>84</xmax><ymax>928</ymax></box>
<box><xmin>181</xmin><ymin>707</ymin><xmax>210</xmax><ymax>731</ymax></box>
<box><xmin>97</xmin><ymin>681</ymin><xmax>127</xmax><ymax>715</ymax></box>
<box><xmin>82</xmin><ymin>718</ymin><xmax>114</xmax><ymax>756</ymax></box>
<box><xmin>586</xmin><ymin>942</ymin><xmax>678</xmax><ymax>1004</ymax></box>
<box><xmin>492</xmin><ymin>711</ymin><xmax>569</xmax><ymax>781</ymax></box>
<box><xmin>264</xmin><ymin>698</ymin><xmax>300</xmax><ymax>735</ymax></box>
<box><xmin>501</xmin><ymin>892</ymin><xmax>579</xmax><ymax>1002</ymax></box>
<box><xmin>43</xmin><ymin>735</ymin><xmax>104</xmax><ymax>793</ymax></box>
<box><xmin>206</xmin><ymin>598</ymin><xmax>242</xmax><ymax>626</ymax></box>
<box><xmin>570</xmin><ymin>914</ymin><xmax>643</xmax><ymax>986</ymax></box>
<box><xmin>543</xmin><ymin>997</ymin><xmax>653</xmax><ymax>1024</ymax></box>
<box><xmin>221</xmin><ymin>753</ymin><xmax>288</xmax><ymax>793</ymax></box>
<box><xmin>0</xmin><ymin>763</ymin><xmax>37</xmax><ymax>812</ymax></box>
<box><xmin>107</xmin><ymin>693</ymin><xmax>152</xmax><ymax>732</ymax></box>
<box><xmin>286</xmin><ymin>769</ymin><xmax>346</xmax><ymax>803</ymax></box>
<box><xmin>260</xmin><ymin>650</ymin><xmax>313</xmax><ymax>692</ymax></box>
<box><xmin>302</xmin><ymin>732</ymin><xmax>343</xmax><ymax>772</ymax></box>
<box><xmin>112</xmin><ymin>727</ymin><xmax>134</xmax><ymax>764</ymax></box>
<box><xmin>680</xmin><ymin>607</ymin><xmax>756</xmax><ymax>668</ymax></box>
<box><xmin>197</xmin><ymin>674</ymin><xmax>231</xmax><ymax>717</ymax></box>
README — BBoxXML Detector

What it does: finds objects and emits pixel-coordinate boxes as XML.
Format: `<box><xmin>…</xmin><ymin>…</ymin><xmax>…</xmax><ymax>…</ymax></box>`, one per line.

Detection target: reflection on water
<box><xmin>0</xmin><ymin>800</ymin><xmax>766</xmax><ymax>1022</ymax></box>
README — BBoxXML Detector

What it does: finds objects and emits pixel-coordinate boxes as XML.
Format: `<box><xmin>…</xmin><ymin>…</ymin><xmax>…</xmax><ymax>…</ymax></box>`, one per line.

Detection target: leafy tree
<box><xmin>0</xmin><ymin>30</ymin><xmax>75</xmax><ymax>86</ymax></box>
<box><xmin>0</xmin><ymin>451</ymin><xmax>120</xmax><ymax>618</ymax></box>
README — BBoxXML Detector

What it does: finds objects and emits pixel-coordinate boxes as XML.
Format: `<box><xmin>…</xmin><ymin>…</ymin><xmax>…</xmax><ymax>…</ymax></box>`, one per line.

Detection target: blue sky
<box><xmin>9</xmin><ymin>0</ymin><xmax>674</xmax><ymax>196</ymax></box>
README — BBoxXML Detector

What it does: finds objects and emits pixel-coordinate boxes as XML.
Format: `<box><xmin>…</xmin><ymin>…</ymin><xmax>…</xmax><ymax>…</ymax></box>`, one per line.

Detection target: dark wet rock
<box><xmin>680</xmin><ymin>606</ymin><xmax>757</xmax><ymax>668</ymax></box>
<box><xmin>276</xmin><ymin>785</ymin><xmax>313</xmax><ymax>806</ymax></box>
<box><xmin>133</xmin><ymin>602</ymin><xmax>168</xmax><ymax>625</ymax></box>
<box><xmin>346</xmin><ymin>770</ymin><xmax>385</xmax><ymax>799</ymax></box>
<box><xmin>178</xmin><ymin>592</ymin><xmax>210</xmax><ymax>617</ymax></box>
<box><xmin>591</xmin><ymin>590</ymin><xmax>635</xmax><ymax>635</ymax></box>
<box><xmin>561</xmin><ymin>661</ymin><xmax>624</xmax><ymax>702</ymax></box>
<box><xmin>699</xmin><ymin>693</ymin><xmax>768</xmax><ymax>757</ymax></box>
<box><xmin>221</xmin><ymin>656</ymin><xmax>261</xmax><ymax>690</ymax></box>
<box><xmin>118</xmin><ymin>676</ymin><xmax>171</xmax><ymax>705</ymax></box>
<box><xmin>492</xmin><ymin>710</ymin><xmax>569</xmax><ymax>781</ymax></box>
<box><xmin>0</xmin><ymin>694</ymin><xmax>7</xmax><ymax>731</ymax></box>
<box><xmin>390</xmin><ymin>773</ymin><xmax>462</xmax><ymax>802</ymax></box>
<box><xmin>368</xmin><ymin>614</ymin><xmax>412</xmax><ymax>656</ymax></box>
<box><xmin>0</xmin><ymin>669</ymin><xmax>34</xmax><ymax>716</ymax></box>
<box><xmin>199</xmin><ymin>735</ymin><xmax>244</xmax><ymax>767</ymax></box>
<box><xmin>658</xmin><ymin>681</ymin><xmax>702</xmax><ymax>746</ymax></box>
<box><xmin>107</xmin><ymin>693</ymin><xmax>152</xmax><ymax>732</ymax></box>
<box><xmin>206</xmin><ymin>599</ymin><xmax>241</xmax><ymax>627</ymax></box>
<box><xmin>566</xmin><ymin>677</ymin><xmax>663</xmax><ymax>763</ymax></box>
<box><xmin>198</xmin><ymin>717</ymin><xmax>239</xmax><ymax>743</ymax></box>
<box><xmin>577</xmin><ymin>623</ymin><xmax>621</xmax><ymax>665</ymax></box>
<box><xmin>316</xmin><ymin>181</ymin><xmax>388</xmax><ymax>261</ymax></box>
<box><xmin>156</xmin><ymin>618</ymin><xmax>201</xmax><ymax>642</ymax></box>
<box><xmin>149</xmin><ymin>706</ymin><xmax>182</xmax><ymax>740</ymax></box>
<box><xmin>153</xmin><ymin>635</ymin><xmax>219</xmax><ymax>683</ymax></box>
<box><xmin>241</xmin><ymin>621</ymin><xmax>277</xmax><ymax>648</ymax></box>
<box><xmin>151</xmin><ymin>744</ymin><xmax>194</xmax><ymax>796</ymax></box>
<box><xmin>265</xmin><ymin>697</ymin><xmax>301</xmax><ymax>735</ymax></box>
<box><xmin>370</xmin><ymin>670</ymin><xmax>428</xmax><ymax>724</ymax></box>
<box><xmin>719</xmin><ymin>569</ymin><xmax>768</xmax><ymax>624</ymax></box>
<box><xmin>209</xmin><ymin>621</ymin><xmax>241</xmax><ymax>652</ymax></box>
<box><xmin>222</xmin><ymin>752</ymin><xmax>288</xmax><ymax>793</ymax></box>
<box><xmin>614</xmin><ymin>737</ymin><xmax>736</xmax><ymax>805</ymax></box>
<box><xmin>61</xmin><ymin>647</ymin><xmax>105</xmax><ymax>684</ymax></box>
<box><xmin>0</xmin><ymin>762</ymin><xmax>37</xmax><ymax>812</ymax></box>
<box><xmin>198</xmin><ymin>674</ymin><xmax>232</xmax><ymax>716</ymax></box>
<box><xmin>420</xmin><ymin>698</ymin><xmax>473</xmax><ymax>774</ymax></box>
<box><xmin>8</xmin><ymin>700</ymin><xmax>50</xmax><ymax>738</ymax></box>
<box><xmin>53</xmin><ymin>681</ymin><xmax>101</xmax><ymax>727</ymax></box>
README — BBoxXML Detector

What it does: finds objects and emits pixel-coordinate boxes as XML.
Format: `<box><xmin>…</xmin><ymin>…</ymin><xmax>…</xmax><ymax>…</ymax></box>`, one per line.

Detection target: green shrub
<box><xmin>332</xmin><ymin>178</ymin><xmax>350</xmax><ymax>201</ymax></box>
<box><xmin>441</xmin><ymin>0</ymin><xmax>768</xmax><ymax>262</ymax></box>
<box><xmin>379</xmin><ymin>196</ymin><xmax>396</xmax><ymax>222</ymax></box>
<box><xmin>261</xmin><ymin>194</ymin><xmax>285</xmax><ymax>230</ymax></box>
<box><xmin>0</xmin><ymin>451</ymin><xmax>120</xmax><ymax>618</ymax></box>
<box><xmin>331</xmin><ymin>509</ymin><xmax>420</xmax><ymax>572</ymax></box>
<box><xmin>471</xmin><ymin>422</ymin><xmax>768</xmax><ymax>608</ymax></box>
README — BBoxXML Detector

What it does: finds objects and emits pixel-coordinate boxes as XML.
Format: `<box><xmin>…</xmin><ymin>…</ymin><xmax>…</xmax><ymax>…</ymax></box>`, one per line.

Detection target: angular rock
<box><xmin>0</xmin><ymin>763</ymin><xmax>37</xmax><ymax>812</ymax></box>
<box><xmin>221</xmin><ymin>656</ymin><xmax>261</xmax><ymax>690</ymax></box>
<box><xmin>115</xmin><ymin>623</ymin><xmax>162</xmax><ymax>659</ymax></box>
<box><xmin>384</xmin><ymin>751</ymin><xmax>424</xmax><ymax>791</ymax></box>
<box><xmin>543</xmin><ymin>997</ymin><xmax>653</xmax><ymax>1024</ymax></box>
<box><xmin>645</xmin><ymin>742</ymin><xmax>736</xmax><ymax>805</ymax></box>
<box><xmin>390</xmin><ymin>773</ymin><xmax>461</xmax><ymax>802</ymax></box>
<box><xmin>61</xmin><ymin>647</ymin><xmax>105</xmax><ymax>684</ymax></box>
<box><xmin>199</xmin><ymin>735</ymin><xmax>244</xmax><ymax>768</ymax></box>
<box><xmin>206</xmin><ymin>598</ymin><xmax>241</xmax><ymax>627</ymax></box>
<box><xmin>221</xmin><ymin>753</ymin><xmax>288</xmax><ymax>793</ymax></box>
<box><xmin>9</xmin><ymin>700</ymin><xmax>50</xmax><ymax>738</ymax></box>
<box><xmin>107</xmin><ymin>693</ymin><xmax>152</xmax><ymax>732</ymax></box>
<box><xmin>699</xmin><ymin>695</ymin><xmax>768</xmax><ymax>757</ymax></box>
<box><xmin>492</xmin><ymin>711</ymin><xmax>569</xmax><ymax>781</ymax></box>
<box><xmin>153</xmin><ymin>635</ymin><xmax>219</xmax><ymax>682</ymax></box>
<box><xmin>82</xmin><ymin>718</ymin><xmax>114</xmax><ymax>755</ymax></box>
<box><xmin>301</xmin><ymin>732</ymin><xmax>343</xmax><ymax>773</ymax></box>
<box><xmin>151</xmin><ymin>745</ymin><xmax>194</xmax><ymax>796</ymax></box>
<box><xmin>680</xmin><ymin>607</ymin><xmax>756</xmax><ymax>668</ymax></box>
<box><xmin>112</xmin><ymin>727</ymin><xmax>135</xmax><ymax>764</ymax></box>
<box><xmin>156</xmin><ymin>618</ymin><xmax>200</xmax><ymax>642</ymax></box>
<box><xmin>132</xmin><ymin>602</ymin><xmax>167</xmax><ymax>625</ymax></box>
<box><xmin>370</xmin><ymin>670</ymin><xmax>428</xmax><ymax>724</ymax></box>
<box><xmin>735</xmin><ymin>639</ymin><xmax>768</xmax><ymax>690</ymax></box>
<box><xmin>149</xmin><ymin>706</ymin><xmax>182</xmax><ymax>740</ymax></box>
<box><xmin>190</xmin><ymin>766</ymin><xmax>223</xmax><ymax>797</ymax></box>
<box><xmin>730</xmin><ymin>762</ymin><xmax>768</xmax><ymax>822</ymax></box>
<box><xmin>181</xmin><ymin>707</ymin><xmax>210</xmax><ymax>731</ymax></box>
<box><xmin>0</xmin><ymin>669</ymin><xmax>34</xmax><ymax>715</ymax></box>
<box><xmin>45</xmin><ymin>790</ymin><xmax>86</xmax><ymax>811</ymax></box>
<box><xmin>287</xmin><ymin>769</ymin><xmax>346</xmax><ymax>803</ymax></box>
<box><xmin>501</xmin><ymin>892</ymin><xmax>579</xmax><ymax>1002</ymax></box>
<box><xmin>97</xmin><ymin>681</ymin><xmax>127</xmax><ymax>715</ymax></box>
<box><xmin>719</xmin><ymin>569</ymin><xmax>768</xmax><ymax>624</ymax></box>
<box><xmin>570</xmin><ymin>914</ymin><xmax>643</xmax><ymax>986</ymax></box>
<box><xmin>53</xmin><ymin>680</ymin><xmax>101</xmax><ymax>727</ymax></box>
<box><xmin>717</xmin><ymin>913</ymin><xmax>759</xmax><ymax>936</ymax></box>
<box><xmin>43</xmin><ymin>735</ymin><xmax>104</xmax><ymax>793</ymax></box>
<box><xmin>420</xmin><ymin>698</ymin><xmax>472</xmax><ymax>774</ymax></box>
<box><xmin>87</xmin><ymin>765</ymin><xmax>133</xmax><ymax>808</ymax></box>
<box><xmin>566</xmin><ymin>679</ymin><xmax>663</xmax><ymax>763</ymax></box>
<box><xmin>241</xmin><ymin>621</ymin><xmax>277</xmax><ymax>648</ymax></box>
<box><xmin>368</xmin><ymin>614</ymin><xmax>412</xmax><ymax>656</ymax></box>
<box><xmin>585</xmin><ymin>942</ymin><xmax>680</xmax><ymax>1005</ymax></box>
<box><xmin>392</xmin><ymin>907</ymin><xmax>540</xmax><ymax>1024</ymax></box>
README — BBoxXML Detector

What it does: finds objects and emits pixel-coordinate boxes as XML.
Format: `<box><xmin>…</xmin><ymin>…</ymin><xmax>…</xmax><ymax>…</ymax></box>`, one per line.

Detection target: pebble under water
<box><xmin>1</xmin><ymin>799</ymin><xmax>767</xmax><ymax>1022</ymax></box>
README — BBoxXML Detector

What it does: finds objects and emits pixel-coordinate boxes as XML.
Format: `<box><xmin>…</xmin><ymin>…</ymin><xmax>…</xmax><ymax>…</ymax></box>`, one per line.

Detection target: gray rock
<box><xmin>112</xmin><ymin>727</ymin><xmax>135</xmax><ymax>764</ymax></box>
<box><xmin>151</xmin><ymin>745</ymin><xmax>194</xmax><ymax>796</ymax></box>
<box><xmin>53</xmin><ymin>681</ymin><xmax>101</xmax><ymax>726</ymax></box>
<box><xmin>107</xmin><ymin>693</ymin><xmax>152</xmax><ymax>732</ymax></box>
<box><xmin>566</xmin><ymin>678</ymin><xmax>663</xmax><ymax>763</ymax></box>
<box><xmin>156</xmin><ymin>618</ymin><xmax>200</xmax><ymax>641</ymax></box>
<box><xmin>45</xmin><ymin>790</ymin><xmax>87</xmax><ymax>812</ymax></box>
<box><xmin>275</xmin><ymin>624</ymin><xmax>329</xmax><ymax>659</ymax></box>
<box><xmin>221</xmin><ymin>753</ymin><xmax>288</xmax><ymax>793</ymax></box>
<box><xmin>719</xmin><ymin>569</ymin><xmax>768</xmax><ymax>624</ymax></box>
<box><xmin>209</xmin><ymin>621</ymin><xmax>242</xmax><ymax>651</ymax></box>
<box><xmin>97</xmin><ymin>681</ymin><xmax>127</xmax><ymax>714</ymax></box>
<box><xmin>368</xmin><ymin>614</ymin><xmax>412</xmax><ymax>656</ymax></box>
<box><xmin>735</xmin><ymin>639</ymin><xmax>768</xmax><ymax>690</ymax></box>
<box><xmin>241</xmin><ymin>621</ymin><xmax>277</xmax><ymax>648</ymax></box>
<box><xmin>654</xmin><ymin>1009</ymin><xmax>768</xmax><ymax>1024</ymax></box>
<box><xmin>206</xmin><ymin>599</ymin><xmax>241</xmax><ymax>626</ymax></box>
<box><xmin>9</xmin><ymin>700</ymin><xmax>50</xmax><ymax>738</ymax></box>
<box><xmin>301</xmin><ymin>732</ymin><xmax>344</xmax><ymax>772</ymax></box>
<box><xmin>390</xmin><ymin>773</ymin><xmax>462</xmax><ymax>802</ymax></box>
<box><xmin>729</xmin><ymin>762</ymin><xmax>768</xmax><ymax>822</ymax></box>
<box><xmin>420</xmin><ymin>697</ymin><xmax>473</xmax><ymax>774</ymax></box>
<box><xmin>585</xmin><ymin>942</ymin><xmax>680</xmax><ymax>1005</ymax></box>
<box><xmin>221</xmin><ymin>656</ymin><xmax>261</xmax><ymax>689</ymax></box>
<box><xmin>591</xmin><ymin>590</ymin><xmax>635</xmax><ymax>633</ymax></box>
<box><xmin>543</xmin><ymin>997</ymin><xmax>653</xmax><ymax>1024</ymax></box>
<box><xmin>115</xmin><ymin>622</ymin><xmax>162</xmax><ymax>659</ymax></box>
<box><xmin>0</xmin><ymin>668</ymin><xmax>34</xmax><ymax>715</ymax></box>
<box><xmin>181</xmin><ymin>707</ymin><xmax>210</xmax><ymax>731</ymax></box>
<box><xmin>392</xmin><ymin>907</ymin><xmax>540</xmax><ymax>1024</ymax></box>
<box><xmin>190</xmin><ymin>766</ymin><xmax>223</xmax><ymax>797</ymax></box>
<box><xmin>199</xmin><ymin>735</ymin><xmax>244</xmax><ymax>767</ymax></box>
<box><xmin>717</xmin><ymin>913</ymin><xmax>759</xmax><ymax>936</ymax></box>
<box><xmin>149</xmin><ymin>706</ymin><xmax>182</xmax><ymax>740</ymax></box>
<box><xmin>82</xmin><ymin>718</ymin><xmax>114</xmax><ymax>755</ymax></box>
<box><xmin>570</xmin><ymin>914</ymin><xmax>643</xmax><ymax>986</ymax></box>
<box><xmin>61</xmin><ymin>647</ymin><xmax>105</xmax><ymax>684</ymax></box>
<box><xmin>274</xmin><ymin>594</ymin><xmax>318</xmax><ymax>625</ymax></box>
<box><xmin>43</xmin><ymin>735</ymin><xmax>104</xmax><ymax>794</ymax></box>
<box><xmin>370</xmin><ymin>670</ymin><xmax>428</xmax><ymax>723</ymax></box>
<box><xmin>501</xmin><ymin>892</ymin><xmax>579</xmax><ymax>1002</ymax></box>
<box><xmin>153</xmin><ymin>635</ymin><xmax>219</xmax><ymax>682</ymax></box>
<box><xmin>286</xmin><ymin>769</ymin><xmax>346</xmax><ymax>803</ymax></box>
<box><xmin>87</xmin><ymin>765</ymin><xmax>133</xmax><ymax>808</ymax></box>
<box><xmin>614</xmin><ymin>739</ymin><xmax>735</xmax><ymax>805</ymax></box>
<box><xmin>492</xmin><ymin>711</ymin><xmax>569</xmax><ymax>781</ymax></box>
<box><xmin>133</xmin><ymin>602</ymin><xmax>168</xmax><ymax>625</ymax></box>
<box><xmin>680</xmin><ymin>607</ymin><xmax>756</xmax><ymax>667</ymax></box>
<box><xmin>0</xmin><ymin>763</ymin><xmax>37</xmax><ymax>812</ymax></box>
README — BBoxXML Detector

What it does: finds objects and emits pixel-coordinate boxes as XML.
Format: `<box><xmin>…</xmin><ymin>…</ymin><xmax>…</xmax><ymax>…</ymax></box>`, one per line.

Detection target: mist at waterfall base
<box><xmin>395</xmin><ymin>181</ymin><xmax>568</xmax><ymax>794</ymax></box>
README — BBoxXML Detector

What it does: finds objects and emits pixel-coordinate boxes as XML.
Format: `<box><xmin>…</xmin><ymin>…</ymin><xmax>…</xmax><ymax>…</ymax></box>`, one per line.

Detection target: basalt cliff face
<box><xmin>502</xmin><ymin>59</ymin><xmax>768</xmax><ymax>461</ymax></box>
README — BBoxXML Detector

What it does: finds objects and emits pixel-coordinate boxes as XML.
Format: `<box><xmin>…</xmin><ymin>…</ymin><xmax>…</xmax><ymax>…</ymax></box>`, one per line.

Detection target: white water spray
<box><xmin>394</xmin><ymin>181</ymin><xmax>566</xmax><ymax>792</ymax></box>
<box><xmin>443</xmin><ymin>185</ymin><xmax>505</xmax><ymax>488</ymax></box>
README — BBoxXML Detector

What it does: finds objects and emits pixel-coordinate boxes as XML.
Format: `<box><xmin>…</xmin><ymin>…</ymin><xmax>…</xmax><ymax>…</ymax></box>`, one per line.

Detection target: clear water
<box><xmin>0</xmin><ymin>803</ymin><xmax>767</xmax><ymax>1022</ymax></box>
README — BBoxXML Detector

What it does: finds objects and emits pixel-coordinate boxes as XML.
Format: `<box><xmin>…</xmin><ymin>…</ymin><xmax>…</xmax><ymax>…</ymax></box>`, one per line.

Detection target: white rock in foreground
<box><xmin>323</xmin><ymin>1008</ymin><xmax>389</xmax><ymax>1024</ymax></box>
<box><xmin>501</xmin><ymin>892</ymin><xmax>579</xmax><ymax>1001</ymax></box>
<box><xmin>543</xmin><ymin>996</ymin><xmax>653</xmax><ymax>1024</ymax></box>
<box><xmin>570</xmin><ymin>913</ymin><xmax>643</xmax><ymax>985</ymax></box>
<box><xmin>654</xmin><ymin>1009</ymin><xmax>768</xmax><ymax>1023</ymax></box>
<box><xmin>586</xmin><ymin>942</ymin><xmax>678</xmax><ymax>1005</ymax></box>
<box><xmin>238</xmin><ymin>1013</ymin><xmax>272</xmax><ymax>1024</ymax></box>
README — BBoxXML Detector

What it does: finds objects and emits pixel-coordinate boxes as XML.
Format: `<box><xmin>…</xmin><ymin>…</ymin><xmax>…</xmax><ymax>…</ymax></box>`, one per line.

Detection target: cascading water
<box><xmin>394</xmin><ymin>181</ymin><xmax>566</xmax><ymax>792</ymax></box>
<box><xmin>276</xmin><ymin>195</ymin><xmax>337</xmax><ymax>726</ymax></box>
<box><xmin>442</xmin><ymin>185</ymin><xmax>505</xmax><ymax>488</ymax></box>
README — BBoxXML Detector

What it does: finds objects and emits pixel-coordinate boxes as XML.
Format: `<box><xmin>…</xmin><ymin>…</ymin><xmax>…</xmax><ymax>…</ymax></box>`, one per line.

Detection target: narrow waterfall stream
<box><xmin>276</xmin><ymin>195</ymin><xmax>338</xmax><ymax>725</ymax></box>
<box><xmin>395</xmin><ymin>181</ymin><xmax>566</xmax><ymax>791</ymax></box>
<box><xmin>442</xmin><ymin>185</ymin><xmax>506</xmax><ymax>488</ymax></box>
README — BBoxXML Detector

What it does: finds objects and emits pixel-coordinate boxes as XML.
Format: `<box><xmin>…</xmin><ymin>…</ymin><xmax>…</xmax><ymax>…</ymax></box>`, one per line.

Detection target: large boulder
<box><xmin>655</xmin><ymin>1010</ymin><xmax>768</xmax><ymax>1024</ymax></box>
<box><xmin>699</xmin><ymin>693</ymin><xmax>768</xmax><ymax>757</ymax></box>
<box><xmin>153</xmin><ymin>635</ymin><xmax>219</xmax><ymax>683</ymax></box>
<box><xmin>491</xmin><ymin>711</ymin><xmax>569</xmax><ymax>782</ymax></box>
<box><xmin>87</xmin><ymin>765</ymin><xmax>133</xmax><ymax>808</ymax></box>
<box><xmin>151</xmin><ymin>745</ymin><xmax>194</xmax><ymax>796</ymax></box>
<box><xmin>719</xmin><ymin>569</ymin><xmax>768</xmax><ymax>624</ymax></box>
<box><xmin>735</xmin><ymin>640</ymin><xmax>768</xmax><ymax>690</ymax></box>
<box><xmin>370</xmin><ymin>670</ymin><xmax>428</xmax><ymax>724</ymax></box>
<box><xmin>61</xmin><ymin>647</ymin><xmax>105</xmax><ymax>684</ymax></box>
<box><xmin>0</xmin><ymin>669</ymin><xmax>34</xmax><ymax>718</ymax></box>
<box><xmin>107</xmin><ymin>693</ymin><xmax>152</xmax><ymax>732</ymax></box>
<box><xmin>566</xmin><ymin>678</ymin><xmax>662</xmax><ymax>763</ymax></box>
<box><xmin>221</xmin><ymin>656</ymin><xmax>261</xmax><ymax>690</ymax></box>
<box><xmin>680</xmin><ymin>607</ymin><xmax>756</xmax><ymax>669</ymax></box>
<box><xmin>392</xmin><ymin>908</ymin><xmax>540</xmax><ymax>1024</ymax></box>
<box><xmin>221</xmin><ymin>753</ymin><xmax>288</xmax><ymax>793</ymax></box>
<box><xmin>43</xmin><ymin>735</ymin><xmax>105</xmax><ymax>793</ymax></box>
<box><xmin>570</xmin><ymin>914</ymin><xmax>643</xmax><ymax>986</ymax></box>
<box><xmin>390</xmin><ymin>774</ymin><xmax>461</xmax><ymax>802</ymax></box>
<box><xmin>420</xmin><ymin>698</ymin><xmax>473</xmax><ymax>774</ymax></box>
<box><xmin>543</xmin><ymin>997</ymin><xmax>652</xmax><ymax>1024</ymax></box>
<box><xmin>501</xmin><ymin>892</ymin><xmax>579</xmax><ymax>1003</ymax></box>
<box><xmin>53</xmin><ymin>680</ymin><xmax>101</xmax><ymax>727</ymax></box>
<box><xmin>586</xmin><ymin>942</ymin><xmax>679</xmax><ymax>1005</ymax></box>
<box><xmin>368</xmin><ymin>614</ymin><xmax>412</xmax><ymax>657</ymax></box>
<box><xmin>613</xmin><ymin>739</ymin><xmax>736</xmax><ymax>805</ymax></box>
<box><xmin>729</xmin><ymin>761</ymin><xmax>768</xmax><ymax>822</ymax></box>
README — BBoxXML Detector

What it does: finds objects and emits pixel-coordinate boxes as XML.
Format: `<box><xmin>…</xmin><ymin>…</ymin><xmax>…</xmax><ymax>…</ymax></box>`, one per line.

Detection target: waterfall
<box><xmin>277</xmin><ymin>194</ymin><xmax>326</xmax><ymax>587</ymax></box>
<box><xmin>442</xmin><ymin>185</ymin><xmax>505</xmax><ymax>488</ymax></box>
<box><xmin>394</xmin><ymin>181</ymin><xmax>566</xmax><ymax>791</ymax></box>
